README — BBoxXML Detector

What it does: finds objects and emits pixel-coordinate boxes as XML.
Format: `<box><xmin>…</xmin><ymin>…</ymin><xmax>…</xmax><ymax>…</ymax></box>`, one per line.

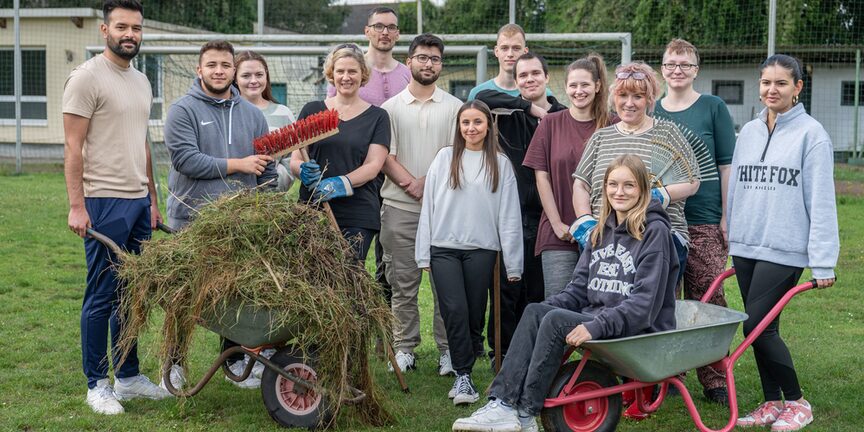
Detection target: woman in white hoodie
<box><xmin>728</xmin><ymin>54</ymin><xmax>839</xmax><ymax>432</ymax></box>
<box><xmin>416</xmin><ymin>100</ymin><xmax>523</xmax><ymax>406</ymax></box>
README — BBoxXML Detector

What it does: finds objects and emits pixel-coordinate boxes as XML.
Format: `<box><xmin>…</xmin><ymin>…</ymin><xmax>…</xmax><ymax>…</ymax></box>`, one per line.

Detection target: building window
<box><xmin>0</xmin><ymin>48</ymin><xmax>47</xmax><ymax>124</ymax></box>
<box><xmin>135</xmin><ymin>54</ymin><xmax>163</xmax><ymax>123</ymax></box>
<box><xmin>712</xmin><ymin>80</ymin><xmax>744</xmax><ymax>105</ymax></box>
<box><xmin>841</xmin><ymin>81</ymin><xmax>864</xmax><ymax>106</ymax></box>
<box><xmin>271</xmin><ymin>83</ymin><xmax>287</xmax><ymax>106</ymax></box>
<box><xmin>450</xmin><ymin>80</ymin><xmax>476</xmax><ymax>101</ymax></box>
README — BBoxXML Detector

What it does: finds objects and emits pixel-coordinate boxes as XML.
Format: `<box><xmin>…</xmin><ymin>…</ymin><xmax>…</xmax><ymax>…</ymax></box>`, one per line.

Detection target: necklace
<box><xmin>618</xmin><ymin>117</ymin><xmax>650</xmax><ymax>135</ymax></box>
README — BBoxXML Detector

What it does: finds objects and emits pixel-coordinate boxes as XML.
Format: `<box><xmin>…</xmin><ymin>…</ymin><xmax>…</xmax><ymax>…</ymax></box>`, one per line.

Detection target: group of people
<box><xmin>64</xmin><ymin>2</ymin><xmax>839</xmax><ymax>432</ymax></box>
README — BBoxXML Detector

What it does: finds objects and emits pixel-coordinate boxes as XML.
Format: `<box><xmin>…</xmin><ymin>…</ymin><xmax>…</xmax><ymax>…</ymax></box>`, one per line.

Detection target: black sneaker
<box><xmin>452</xmin><ymin>374</ymin><xmax>480</xmax><ymax>405</ymax></box>
<box><xmin>703</xmin><ymin>387</ymin><xmax>729</xmax><ymax>406</ymax></box>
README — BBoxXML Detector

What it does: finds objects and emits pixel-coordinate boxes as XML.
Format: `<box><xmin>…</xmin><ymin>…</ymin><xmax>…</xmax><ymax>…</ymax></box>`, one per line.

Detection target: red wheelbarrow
<box><xmin>86</xmin><ymin>224</ymin><xmax>366</xmax><ymax>430</ymax></box>
<box><xmin>540</xmin><ymin>268</ymin><xmax>817</xmax><ymax>432</ymax></box>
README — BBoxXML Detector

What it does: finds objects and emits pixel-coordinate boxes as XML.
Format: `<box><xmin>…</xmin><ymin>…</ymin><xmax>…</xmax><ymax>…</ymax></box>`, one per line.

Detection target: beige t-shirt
<box><xmin>63</xmin><ymin>54</ymin><xmax>152</xmax><ymax>198</ymax></box>
<box><xmin>380</xmin><ymin>86</ymin><xmax>462</xmax><ymax>213</ymax></box>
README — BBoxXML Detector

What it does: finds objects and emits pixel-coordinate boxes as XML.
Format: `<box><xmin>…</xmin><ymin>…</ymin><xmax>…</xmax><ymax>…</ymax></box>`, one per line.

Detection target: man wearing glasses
<box><xmin>379</xmin><ymin>34</ymin><xmax>462</xmax><ymax>375</ymax></box>
<box><xmin>327</xmin><ymin>7</ymin><xmax>411</xmax><ymax>107</ymax></box>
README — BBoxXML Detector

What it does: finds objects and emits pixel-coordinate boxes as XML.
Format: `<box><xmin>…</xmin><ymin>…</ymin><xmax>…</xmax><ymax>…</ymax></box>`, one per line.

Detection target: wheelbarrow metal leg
<box><xmin>162</xmin><ymin>346</ymin><xmax>250</xmax><ymax>398</ymax></box>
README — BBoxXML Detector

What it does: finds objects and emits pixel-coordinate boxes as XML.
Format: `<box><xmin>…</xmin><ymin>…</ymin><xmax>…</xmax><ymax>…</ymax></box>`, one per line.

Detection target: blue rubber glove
<box><xmin>651</xmin><ymin>187</ymin><xmax>670</xmax><ymax>209</ymax></box>
<box><xmin>312</xmin><ymin>176</ymin><xmax>354</xmax><ymax>202</ymax></box>
<box><xmin>568</xmin><ymin>214</ymin><xmax>598</xmax><ymax>249</ymax></box>
<box><xmin>300</xmin><ymin>159</ymin><xmax>322</xmax><ymax>189</ymax></box>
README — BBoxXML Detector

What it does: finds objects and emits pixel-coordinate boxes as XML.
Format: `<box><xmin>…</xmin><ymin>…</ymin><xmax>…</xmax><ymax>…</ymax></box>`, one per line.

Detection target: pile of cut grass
<box><xmin>115</xmin><ymin>190</ymin><xmax>393</xmax><ymax>428</ymax></box>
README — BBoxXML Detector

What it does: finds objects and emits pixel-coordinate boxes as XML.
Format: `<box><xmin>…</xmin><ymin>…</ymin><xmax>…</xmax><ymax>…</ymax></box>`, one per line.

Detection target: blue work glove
<box><xmin>312</xmin><ymin>176</ymin><xmax>354</xmax><ymax>202</ymax></box>
<box><xmin>651</xmin><ymin>187</ymin><xmax>670</xmax><ymax>209</ymax></box>
<box><xmin>300</xmin><ymin>159</ymin><xmax>322</xmax><ymax>189</ymax></box>
<box><xmin>569</xmin><ymin>214</ymin><xmax>598</xmax><ymax>249</ymax></box>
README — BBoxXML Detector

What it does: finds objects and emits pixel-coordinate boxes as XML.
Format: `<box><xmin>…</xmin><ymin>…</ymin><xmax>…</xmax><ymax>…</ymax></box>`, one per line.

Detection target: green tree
<box><xmin>264</xmin><ymin>0</ymin><xmax>349</xmax><ymax>34</ymax></box>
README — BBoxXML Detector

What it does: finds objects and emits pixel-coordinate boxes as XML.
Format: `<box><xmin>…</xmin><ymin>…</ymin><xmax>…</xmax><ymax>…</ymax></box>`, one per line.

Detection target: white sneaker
<box><xmin>114</xmin><ymin>374</ymin><xmax>172</xmax><ymax>401</ymax></box>
<box><xmin>452</xmin><ymin>374</ymin><xmax>480</xmax><ymax>406</ymax></box>
<box><xmin>159</xmin><ymin>364</ymin><xmax>186</xmax><ymax>392</ymax></box>
<box><xmin>439</xmin><ymin>350</ymin><xmax>455</xmax><ymax>376</ymax></box>
<box><xmin>225</xmin><ymin>359</ymin><xmax>261</xmax><ymax>389</ymax></box>
<box><xmin>388</xmin><ymin>351</ymin><xmax>416</xmax><ymax>373</ymax></box>
<box><xmin>252</xmin><ymin>349</ymin><xmax>276</xmax><ymax>380</ymax></box>
<box><xmin>86</xmin><ymin>379</ymin><xmax>124</xmax><ymax>415</ymax></box>
<box><xmin>452</xmin><ymin>399</ymin><xmax>520</xmax><ymax>431</ymax></box>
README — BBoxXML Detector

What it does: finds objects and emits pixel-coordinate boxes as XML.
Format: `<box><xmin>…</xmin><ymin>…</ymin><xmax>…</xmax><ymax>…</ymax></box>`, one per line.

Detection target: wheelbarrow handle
<box><xmin>729</xmin><ymin>279</ymin><xmax>816</xmax><ymax>364</ymax></box>
<box><xmin>156</xmin><ymin>222</ymin><xmax>176</xmax><ymax>234</ymax></box>
<box><xmin>700</xmin><ymin>267</ymin><xmax>737</xmax><ymax>303</ymax></box>
<box><xmin>85</xmin><ymin>228</ymin><xmax>123</xmax><ymax>257</ymax></box>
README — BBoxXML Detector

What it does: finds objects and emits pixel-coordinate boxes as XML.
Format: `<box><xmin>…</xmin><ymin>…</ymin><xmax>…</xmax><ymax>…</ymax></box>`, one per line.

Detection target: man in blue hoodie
<box><xmin>164</xmin><ymin>39</ymin><xmax>276</xmax><ymax>389</ymax></box>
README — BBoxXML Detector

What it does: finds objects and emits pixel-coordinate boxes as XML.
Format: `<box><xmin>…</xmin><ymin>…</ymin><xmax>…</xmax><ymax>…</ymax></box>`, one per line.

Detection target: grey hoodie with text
<box><xmin>727</xmin><ymin>103</ymin><xmax>839</xmax><ymax>279</ymax></box>
<box><xmin>164</xmin><ymin>79</ymin><xmax>275</xmax><ymax>227</ymax></box>
<box><xmin>544</xmin><ymin>201</ymin><xmax>678</xmax><ymax>339</ymax></box>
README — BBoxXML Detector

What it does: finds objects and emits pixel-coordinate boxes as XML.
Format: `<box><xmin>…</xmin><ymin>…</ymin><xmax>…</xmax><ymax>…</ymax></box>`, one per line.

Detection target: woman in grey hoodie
<box><xmin>452</xmin><ymin>154</ymin><xmax>678</xmax><ymax>432</ymax></box>
<box><xmin>728</xmin><ymin>54</ymin><xmax>839</xmax><ymax>432</ymax></box>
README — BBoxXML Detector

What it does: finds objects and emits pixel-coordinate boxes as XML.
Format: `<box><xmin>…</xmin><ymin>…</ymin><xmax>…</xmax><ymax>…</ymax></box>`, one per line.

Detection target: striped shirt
<box><xmin>572</xmin><ymin>119</ymin><xmax>699</xmax><ymax>244</ymax></box>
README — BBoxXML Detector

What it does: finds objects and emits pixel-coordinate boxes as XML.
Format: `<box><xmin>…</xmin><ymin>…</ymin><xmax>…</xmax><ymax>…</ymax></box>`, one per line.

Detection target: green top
<box><xmin>654</xmin><ymin>94</ymin><xmax>736</xmax><ymax>225</ymax></box>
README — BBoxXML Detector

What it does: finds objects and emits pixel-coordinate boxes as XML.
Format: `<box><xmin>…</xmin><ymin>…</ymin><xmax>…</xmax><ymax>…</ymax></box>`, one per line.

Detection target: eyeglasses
<box><xmin>662</xmin><ymin>63</ymin><xmax>698</xmax><ymax>71</ymax></box>
<box><xmin>616</xmin><ymin>71</ymin><xmax>647</xmax><ymax>80</ymax></box>
<box><xmin>367</xmin><ymin>23</ymin><xmax>399</xmax><ymax>33</ymax></box>
<box><xmin>410</xmin><ymin>54</ymin><xmax>442</xmax><ymax>65</ymax></box>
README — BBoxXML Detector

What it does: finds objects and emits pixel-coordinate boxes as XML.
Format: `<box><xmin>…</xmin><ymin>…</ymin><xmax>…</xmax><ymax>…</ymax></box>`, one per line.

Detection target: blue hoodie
<box><xmin>164</xmin><ymin>79</ymin><xmax>275</xmax><ymax>226</ymax></box>
<box><xmin>545</xmin><ymin>201</ymin><xmax>678</xmax><ymax>340</ymax></box>
<box><xmin>727</xmin><ymin>103</ymin><xmax>839</xmax><ymax>279</ymax></box>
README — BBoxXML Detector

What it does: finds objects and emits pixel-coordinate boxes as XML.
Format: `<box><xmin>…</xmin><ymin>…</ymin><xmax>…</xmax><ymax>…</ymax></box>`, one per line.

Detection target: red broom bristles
<box><xmin>253</xmin><ymin>109</ymin><xmax>340</xmax><ymax>157</ymax></box>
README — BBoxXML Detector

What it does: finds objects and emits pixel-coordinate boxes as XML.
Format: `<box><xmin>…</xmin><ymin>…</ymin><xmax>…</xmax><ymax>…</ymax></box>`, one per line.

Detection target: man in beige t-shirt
<box><xmin>380</xmin><ymin>34</ymin><xmax>462</xmax><ymax>375</ymax></box>
<box><xmin>62</xmin><ymin>0</ymin><xmax>169</xmax><ymax>416</ymax></box>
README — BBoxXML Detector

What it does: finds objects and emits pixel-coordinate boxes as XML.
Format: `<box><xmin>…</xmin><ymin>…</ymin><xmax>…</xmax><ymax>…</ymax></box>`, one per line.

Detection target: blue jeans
<box><xmin>672</xmin><ymin>233</ymin><xmax>688</xmax><ymax>283</ymax></box>
<box><xmin>488</xmin><ymin>303</ymin><xmax>594</xmax><ymax>416</ymax></box>
<box><xmin>82</xmin><ymin>196</ymin><xmax>151</xmax><ymax>388</ymax></box>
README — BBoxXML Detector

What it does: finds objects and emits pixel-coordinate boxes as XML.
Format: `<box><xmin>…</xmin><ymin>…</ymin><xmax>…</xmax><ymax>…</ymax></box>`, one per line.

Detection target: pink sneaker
<box><xmin>771</xmin><ymin>399</ymin><xmax>813</xmax><ymax>431</ymax></box>
<box><xmin>737</xmin><ymin>401</ymin><xmax>783</xmax><ymax>427</ymax></box>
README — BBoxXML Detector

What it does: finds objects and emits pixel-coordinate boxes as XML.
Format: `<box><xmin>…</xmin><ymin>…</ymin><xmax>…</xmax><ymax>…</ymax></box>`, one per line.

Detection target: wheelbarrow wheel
<box><xmin>541</xmin><ymin>360</ymin><xmax>621</xmax><ymax>432</ymax></box>
<box><xmin>261</xmin><ymin>347</ymin><xmax>332</xmax><ymax>430</ymax></box>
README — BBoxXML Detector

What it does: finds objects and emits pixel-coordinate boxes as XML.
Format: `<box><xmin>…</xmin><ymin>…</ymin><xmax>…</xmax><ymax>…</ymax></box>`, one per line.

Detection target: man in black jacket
<box><xmin>474</xmin><ymin>52</ymin><xmax>566</xmax><ymax>365</ymax></box>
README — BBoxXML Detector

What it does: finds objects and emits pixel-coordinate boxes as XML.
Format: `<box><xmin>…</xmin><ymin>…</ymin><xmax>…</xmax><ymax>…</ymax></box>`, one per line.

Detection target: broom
<box><xmin>253</xmin><ymin>108</ymin><xmax>340</xmax><ymax>159</ymax></box>
<box><xmin>648</xmin><ymin>123</ymin><xmax>699</xmax><ymax>188</ymax></box>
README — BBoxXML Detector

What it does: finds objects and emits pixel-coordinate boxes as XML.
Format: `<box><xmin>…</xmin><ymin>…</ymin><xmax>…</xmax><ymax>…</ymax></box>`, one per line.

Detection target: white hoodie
<box><xmin>727</xmin><ymin>103</ymin><xmax>839</xmax><ymax>279</ymax></box>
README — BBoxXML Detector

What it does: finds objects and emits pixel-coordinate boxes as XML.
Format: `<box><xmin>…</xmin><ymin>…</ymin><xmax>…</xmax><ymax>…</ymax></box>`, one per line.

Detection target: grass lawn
<box><xmin>0</xmin><ymin>166</ymin><xmax>861</xmax><ymax>431</ymax></box>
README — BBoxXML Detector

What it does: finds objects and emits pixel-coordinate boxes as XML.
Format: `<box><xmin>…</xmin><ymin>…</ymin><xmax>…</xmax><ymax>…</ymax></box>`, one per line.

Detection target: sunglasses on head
<box><xmin>616</xmin><ymin>71</ymin><xmax>647</xmax><ymax>80</ymax></box>
<box><xmin>335</xmin><ymin>43</ymin><xmax>363</xmax><ymax>53</ymax></box>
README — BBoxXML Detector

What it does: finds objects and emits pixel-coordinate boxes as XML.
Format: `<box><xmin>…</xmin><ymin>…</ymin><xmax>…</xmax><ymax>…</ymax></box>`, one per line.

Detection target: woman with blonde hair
<box><xmin>453</xmin><ymin>154</ymin><xmax>678</xmax><ymax>432</ymax></box>
<box><xmin>290</xmin><ymin>43</ymin><xmax>390</xmax><ymax>260</ymax></box>
<box><xmin>571</xmin><ymin>62</ymin><xmax>699</xmax><ymax>283</ymax></box>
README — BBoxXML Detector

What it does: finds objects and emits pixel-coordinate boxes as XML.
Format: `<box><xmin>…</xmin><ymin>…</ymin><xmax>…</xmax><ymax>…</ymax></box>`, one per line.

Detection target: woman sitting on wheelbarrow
<box><xmin>453</xmin><ymin>154</ymin><xmax>679</xmax><ymax>432</ymax></box>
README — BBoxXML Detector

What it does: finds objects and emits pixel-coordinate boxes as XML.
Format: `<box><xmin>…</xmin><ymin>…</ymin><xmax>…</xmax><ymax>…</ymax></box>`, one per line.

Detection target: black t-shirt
<box><xmin>298</xmin><ymin>101</ymin><xmax>390</xmax><ymax>230</ymax></box>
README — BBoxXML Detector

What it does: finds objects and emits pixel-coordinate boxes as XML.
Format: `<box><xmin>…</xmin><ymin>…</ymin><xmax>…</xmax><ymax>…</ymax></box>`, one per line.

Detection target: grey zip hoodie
<box><xmin>727</xmin><ymin>104</ymin><xmax>839</xmax><ymax>279</ymax></box>
<box><xmin>544</xmin><ymin>201</ymin><xmax>678</xmax><ymax>339</ymax></box>
<box><xmin>164</xmin><ymin>79</ymin><xmax>275</xmax><ymax>226</ymax></box>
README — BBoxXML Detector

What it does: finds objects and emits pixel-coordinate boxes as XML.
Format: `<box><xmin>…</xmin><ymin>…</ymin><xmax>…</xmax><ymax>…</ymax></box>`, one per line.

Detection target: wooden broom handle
<box><xmin>298</xmin><ymin>146</ymin><xmax>409</xmax><ymax>393</ymax></box>
<box><xmin>298</xmin><ymin>147</ymin><xmax>340</xmax><ymax>231</ymax></box>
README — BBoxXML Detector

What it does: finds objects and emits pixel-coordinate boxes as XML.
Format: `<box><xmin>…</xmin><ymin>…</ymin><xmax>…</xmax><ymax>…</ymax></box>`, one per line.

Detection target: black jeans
<box><xmin>487</xmin><ymin>237</ymin><xmax>544</xmax><ymax>358</ymax></box>
<box><xmin>732</xmin><ymin>256</ymin><xmax>804</xmax><ymax>401</ymax></box>
<box><xmin>431</xmin><ymin>247</ymin><xmax>497</xmax><ymax>375</ymax></box>
<box><xmin>488</xmin><ymin>303</ymin><xmax>593</xmax><ymax>416</ymax></box>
